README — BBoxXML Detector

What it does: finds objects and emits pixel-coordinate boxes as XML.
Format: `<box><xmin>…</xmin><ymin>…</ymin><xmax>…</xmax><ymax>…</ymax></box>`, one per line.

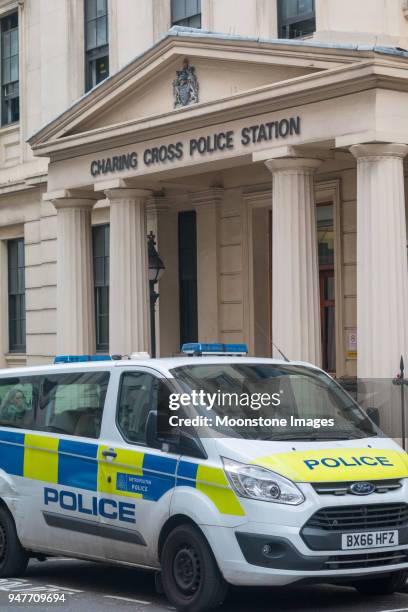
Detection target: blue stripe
<box><xmin>59</xmin><ymin>439</ymin><xmax>98</xmax><ymax>458</ymax></box>
<box><xmin>140</xmin><ymin>453</ymin><xmax>177</xmax><ymax>501</ymax></box>
<box><xmin>0</xmin><ymin>430</ymin><xmax>24</xmax><ymax>476</ymax></box>
<box><xmin>58</xmin><ymin>439</ymin><xmax>98</xmax><ymax>491</ymax></box>
<box><xmin>177</xmin><ymin>460</ymin><xmax>198</xmax><ymax>487</ymax></box>
<box><xmin>143</xmin><ymin>453</ymin><xmax>177</xmax><ymax>475</ymax></box>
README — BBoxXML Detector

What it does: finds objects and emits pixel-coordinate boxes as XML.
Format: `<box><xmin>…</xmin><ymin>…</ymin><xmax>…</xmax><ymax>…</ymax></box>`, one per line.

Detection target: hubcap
<box><xmin>0</xmin><ymin>523</ymin><xmax>7</xmax><ymax>564</ymax></box>
<box><xmin>173</xmin><ymin>545</ymin><xmax>201</xmax><ymax>594</ymax></box>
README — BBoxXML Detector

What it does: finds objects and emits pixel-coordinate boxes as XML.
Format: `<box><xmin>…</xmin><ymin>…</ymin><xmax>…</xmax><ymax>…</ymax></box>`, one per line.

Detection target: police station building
<box><xmin>2</xmin><ymin>0</ymin><xmax>408</xmax><ymax>384</ymax></box>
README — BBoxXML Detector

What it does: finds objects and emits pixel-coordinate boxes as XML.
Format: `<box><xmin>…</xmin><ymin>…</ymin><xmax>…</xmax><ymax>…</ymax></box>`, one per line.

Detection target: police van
<box><xmin>0</xmin><ymin>343</ymin><xmax>408</xmax><ymax>611</ymax></box>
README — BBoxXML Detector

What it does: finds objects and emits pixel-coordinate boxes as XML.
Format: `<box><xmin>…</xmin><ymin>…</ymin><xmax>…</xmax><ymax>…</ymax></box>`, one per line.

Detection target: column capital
<box><xmin>104</xmin><ymin>188</ymin><xmax>152</xmax><ymax>201</ymax></box>
<box><xmin>264</xmin><ymin>157</ymin><xmax>322</xmax><ymax>174</ymax></box>
<box><xmin>44</xmin><ymin>189</ymin><xmax>98</xmax><ymax>211</ymax></box>
<box><xmin>350</xmin><ymin>143</ymin><xmax>408</xmax><ymax>161</ymax></box>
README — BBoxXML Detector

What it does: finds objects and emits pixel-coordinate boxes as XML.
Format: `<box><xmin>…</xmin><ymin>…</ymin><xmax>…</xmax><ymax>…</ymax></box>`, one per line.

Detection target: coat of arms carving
<box><xmin>173</xmin><ymin>58</ymin><xmax>199</xmax><ymax>108</ymax></box>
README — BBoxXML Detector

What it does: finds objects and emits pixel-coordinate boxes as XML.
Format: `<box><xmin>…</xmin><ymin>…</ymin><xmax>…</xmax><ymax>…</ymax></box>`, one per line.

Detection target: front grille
<box><xmin>312</xmin><ymin>479</ymin><xmax>402</xmax><ymax>496</ymax></box>
<box><xmin>305</xmin><ymin>503</ymin><xmax>408</xmax><ymax>531</ymax></box>
<box><xmin>326</xmin><ymin>549</ymin><xmax>408</xmax><ymax>570</ymax></box>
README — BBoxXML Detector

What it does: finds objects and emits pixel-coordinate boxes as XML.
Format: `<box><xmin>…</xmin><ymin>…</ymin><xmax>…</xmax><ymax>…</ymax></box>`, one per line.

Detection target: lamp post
<box><xmin>148</xmin><ymin>231</ymin><xmax>165</xmax><ymax>357</ymax></box>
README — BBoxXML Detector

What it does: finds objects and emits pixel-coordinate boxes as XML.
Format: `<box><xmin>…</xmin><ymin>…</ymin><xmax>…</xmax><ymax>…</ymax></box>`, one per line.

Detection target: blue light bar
<box><xmin>181</xmin><ymin>343</ymin><xmax>248</xmax><ymax>356</ymax></box>
<box><xmin>54</xmin><ymin>355</ymin><xmax>113</xmax><ymax>364</ymax></box>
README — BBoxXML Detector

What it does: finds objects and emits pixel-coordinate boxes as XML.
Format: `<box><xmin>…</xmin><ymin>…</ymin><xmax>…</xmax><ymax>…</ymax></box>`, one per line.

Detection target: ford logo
<box><xmin>350</xmin><ymin>482</ymin><xmax>376</xmax><ymax>496</ymax></box>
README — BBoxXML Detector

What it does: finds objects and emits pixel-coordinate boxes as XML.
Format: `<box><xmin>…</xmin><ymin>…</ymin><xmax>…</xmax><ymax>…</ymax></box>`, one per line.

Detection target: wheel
<box><xmin>161</xmin><ymin>523</ymin><xmax>228</xmax><ymax>612</ymax></box>
<box><xmin>353</xmin><ymin>570</ymin><xmax>408</xmax><ymax>595</ymax></box>
<box><xmin>0</xmin><ymin>505</ymin><xmax>29</xmax><ymax>577</ymax></box>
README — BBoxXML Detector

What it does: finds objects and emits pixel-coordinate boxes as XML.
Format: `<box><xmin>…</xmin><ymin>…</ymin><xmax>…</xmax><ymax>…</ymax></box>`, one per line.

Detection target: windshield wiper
<box><xmin>263</xmin><ymin>431</ymin><xmax>376</xmax><ymax>441</ymax></box>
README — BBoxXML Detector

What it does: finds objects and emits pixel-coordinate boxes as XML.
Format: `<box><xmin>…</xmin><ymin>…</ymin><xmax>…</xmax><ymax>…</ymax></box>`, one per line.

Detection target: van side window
<box><xmin>0</xmin><ymin>377</ymin><xmax>40</xmax><ymax>429</ymax></box>
<box><xmin>38</xmin><ymin>372</ymin><xmax>110</xmax><ymax>438</ymax></box>
<box><xmin>117</xmin><ymin>372</ymin><xmax>171</xmax><ymax>445</ymax></box>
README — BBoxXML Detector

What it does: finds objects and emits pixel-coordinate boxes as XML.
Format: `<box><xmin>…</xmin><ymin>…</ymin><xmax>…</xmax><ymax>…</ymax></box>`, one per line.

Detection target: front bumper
<box><xmin>236</xmin><ymin>531</ymin><xmax>408</xmax><ymax>572</ymax></box>
<box><xmin>200</xmin><ymin>484</ymin><xmax>408</xmax><ymax>586</ymax></box>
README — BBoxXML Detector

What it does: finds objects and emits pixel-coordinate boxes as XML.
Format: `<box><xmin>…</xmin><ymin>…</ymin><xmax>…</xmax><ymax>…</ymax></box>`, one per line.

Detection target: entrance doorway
<box><xmin>251</xmin><ymin>200</ymin><xmax>337</xmax><ymax>373</ymax></box>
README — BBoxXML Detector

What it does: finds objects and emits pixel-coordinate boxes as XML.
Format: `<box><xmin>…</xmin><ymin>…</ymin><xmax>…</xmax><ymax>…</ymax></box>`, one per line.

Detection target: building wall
<box><xmin>0</xmin><ymin>0</ymin><xmax>406</xmax><ymax>368</ymax></box>
<box><xmin>315</xmin><ymin>0</ymin><xmax>408</xmax><ymax>46</ymax></box>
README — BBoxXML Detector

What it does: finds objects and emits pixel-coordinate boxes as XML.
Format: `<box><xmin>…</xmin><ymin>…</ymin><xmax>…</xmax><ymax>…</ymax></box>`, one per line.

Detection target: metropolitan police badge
<box><xmin>173</xmin><ymin>58</ymin><xmax>199</xmax><ymax>108</ymax></box>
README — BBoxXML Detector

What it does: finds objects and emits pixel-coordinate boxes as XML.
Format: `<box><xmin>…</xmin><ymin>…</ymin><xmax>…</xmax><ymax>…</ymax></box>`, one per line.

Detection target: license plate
<box><xmin>341</xmin><ymin>530</ymin><xmax>398</xmax><ymax>550</ymax></box>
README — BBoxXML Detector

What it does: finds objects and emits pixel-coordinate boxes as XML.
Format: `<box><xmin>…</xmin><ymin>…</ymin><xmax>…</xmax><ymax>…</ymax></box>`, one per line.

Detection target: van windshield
<box><xmin>169</xmin><ymin>363</ymin><xmax>378</xmax><ymax>441</ymax></box>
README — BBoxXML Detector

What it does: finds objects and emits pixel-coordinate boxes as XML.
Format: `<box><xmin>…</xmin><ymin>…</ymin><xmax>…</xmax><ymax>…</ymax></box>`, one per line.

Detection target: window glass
<box><xmin>0</xmin><ymin>377</ymin><xmax>40</xmax><ymax>429</ymax></box>
<box><xmin>1</xmin><ymin>12</ymin><xmax>19</xmax><ymax>124</ymax></box>
<box><xmin>171</xmin><ymin>0</ymin><xmax>201</xmax><ymax>27</ymax></box>
<box><xmin>93</xmin><ymin>224</ymin><xmax>110</xmax><ymax>352</ymax></box>
<box><xmin>8</xmin><ymin>238</ymin><xmax>26</xmax><ymax>353</ymax></box>
<box><xmin>38</xmin><ymin>372</ymin><xmax>110</xmax><ymax>438</ymax></box>
<box><xmin>171</xmin><ymin>364</ymin><xmax>376</xmax><ymax>440</ymax></box>
<box><xmin>85</xmin><ymin>0</ymin><xmax>109</xmax><ymax>91</ymax></box>
<box><xmin>117</xmin><ymin>372</ymin><xmax>171</xmax><ymax>445</ymax></box>
<box><xmin>278</xmin><ymin>0</ymin><xmax>315</xmax><ymax>39</ymax></box>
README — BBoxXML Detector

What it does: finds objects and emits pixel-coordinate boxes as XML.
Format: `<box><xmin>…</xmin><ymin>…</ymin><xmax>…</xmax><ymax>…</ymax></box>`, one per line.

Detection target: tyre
<box><xmin>161</xmin><ymin>523</ymin><xmax>228</xmax><ymax>612</ymax></box>
<box><xmin>353</xmin><ymin>570</ymin><xmax>408</xmax><ymax>595</ymax></box>
<box><xmin>0</xmin><ymin>505</ymin><xmax>29</xmax><ymax>577</ymax></box>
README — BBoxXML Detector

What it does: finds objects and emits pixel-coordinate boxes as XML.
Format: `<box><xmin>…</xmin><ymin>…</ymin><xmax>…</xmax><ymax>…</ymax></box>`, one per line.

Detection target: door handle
<box><xmin>102</xmin><ymin>448</ymin><xmax>117</xmax><ymax>459</ymax></box>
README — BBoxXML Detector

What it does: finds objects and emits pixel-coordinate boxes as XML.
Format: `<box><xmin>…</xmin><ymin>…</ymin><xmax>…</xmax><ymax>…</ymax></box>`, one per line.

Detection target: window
<box><xmin>0</xmin><ymin>377</ymin><xmax>40</xmax><ymax>429</ymax></box>
<box><xmin>38</xmin><ymin>372</ymin><xmax>110</xmax><ymax>438</ymax></box>
<box><xmin>317</xmin><ymin>203</ymin><xmax>336</xmax><ymax>373</ymax></box>
<box><xmin>1</xmin><ymin>12</ymin><xmax>19</xmax><ymax>125</ymax></box>
<box><xmin>178</xmin><ymin>211</ymin><xmax>198</xmax><ymax>346</ymax></box>
<box><xmin>8</xmin><ymin>238</ymin><xmax>25</xmax><ymax>353</ymax></box>
<box><xmin>278</xmin><ymin>0</ymin><xmax>316</xmax><ymax>39</ymax></box>
<box><xmin>171</xmin><ymin>0</ymin><xmax>201</xmax><ymax>28</ymax></box>
<box><xmin>117</xmin><ymin>371</ymin><xmax>171</xmax><ymax>445</ymax></box>
<box><xmin>85</xmin><ymin>0</ymin><xmax>109</xmax><ymax>92</ymax></box>
<box><xmin>92</xmin><ymin>224</ymin><xmax>109</xmax><ymax>352</ymax></box>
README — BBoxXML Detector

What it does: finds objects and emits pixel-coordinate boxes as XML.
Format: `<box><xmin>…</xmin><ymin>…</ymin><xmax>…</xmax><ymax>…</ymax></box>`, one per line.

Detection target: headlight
<box><xmin>222</xmin><ymin>457</ymin><xmax>305</xmax><ymax>505</ymax></box>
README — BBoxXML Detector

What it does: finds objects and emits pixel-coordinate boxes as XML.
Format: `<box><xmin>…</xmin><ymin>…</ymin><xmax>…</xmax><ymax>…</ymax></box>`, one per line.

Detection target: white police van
<box><xmin>0</xmin><ymin>343</ymin><xmax>408</xmax><ymax>611</ymax></box>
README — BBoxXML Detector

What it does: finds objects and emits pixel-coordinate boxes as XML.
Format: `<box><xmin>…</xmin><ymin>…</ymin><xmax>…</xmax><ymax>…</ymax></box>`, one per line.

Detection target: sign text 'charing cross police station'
<box><xmin>90</xmin><ymin>116</ymin><xmax>301</xmax><ymax>177</ymax></box>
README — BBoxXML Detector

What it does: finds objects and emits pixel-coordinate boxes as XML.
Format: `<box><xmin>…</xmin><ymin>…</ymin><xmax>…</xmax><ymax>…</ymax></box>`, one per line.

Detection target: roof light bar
<box><xmin>54</xmin><ymin>355</ymin><xmax>113</xmax><ymax>364</ymax></box>
<box><xmin>181</xmin><ymin>343</ymin><xmax>248</xmax><ymax>356</ymax></box>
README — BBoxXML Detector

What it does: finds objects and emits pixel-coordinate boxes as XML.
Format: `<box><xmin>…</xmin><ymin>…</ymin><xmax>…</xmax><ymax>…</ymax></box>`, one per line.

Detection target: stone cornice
<box><xmin>191</xmin><ymin>188</ymin><xmax>224</xmax><ymax>207</ymax></box>
<box><xmin>30</xmin><ymin>60</ymin><xmax>408</xmax><ymax>163</ymax></box>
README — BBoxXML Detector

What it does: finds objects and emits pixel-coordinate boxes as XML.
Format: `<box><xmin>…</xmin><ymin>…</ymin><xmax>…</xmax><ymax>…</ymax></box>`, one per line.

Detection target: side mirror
<box><xmin>367</xmin><ymin>406</ymin><xmax>380</xmax><ymax>426</ymax></box>
<box><xmin>179</xmin><ymin>431</ymin><xmax>207</xmax><ymax>460</ymax></box>
<box><xmin>145</xmin><ymin>410</ymin><xmax>207</xmax><ymax>459</ymax></box>
<box><xmin>145</xmin><ymin>409</ymin><xmax>181</xmax><ymax>450</ymax></box>
<box><xmin>145</xmin><ymin>410</ymin><xmax>161</xmax><ymax>449</ymax></box>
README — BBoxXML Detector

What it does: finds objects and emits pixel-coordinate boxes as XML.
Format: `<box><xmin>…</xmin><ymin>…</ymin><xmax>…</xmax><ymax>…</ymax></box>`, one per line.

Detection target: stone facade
<box><xmin>1</xmin><ymin>0</ymin><xmax>408</xmax><ymax>384</ymax></box>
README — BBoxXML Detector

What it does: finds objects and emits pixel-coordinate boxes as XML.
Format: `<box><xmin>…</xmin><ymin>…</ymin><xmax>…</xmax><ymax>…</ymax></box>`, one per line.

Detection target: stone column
<box><xmin>265</xmin><ymin>158</ymin><xmax>322</xmax><ymax>365</ymax></box>
<box><xmin>53</xmin><ymin>197</ymin><xmax>96</xmax><ymax>354</ymax></box>
<box><xmin>193</xmin><ymin>189</ymin><xmax>223</xmax><ymax>343</ymax></box>
<box><xmin>105</xmin><ymin>188</ymin><xmax>151</xmax><ymax>356</ymax></box>
<box><xmin>351</xmin><ymin>144</ymin><xmax>408</xmax><ymax>379</ymax></box>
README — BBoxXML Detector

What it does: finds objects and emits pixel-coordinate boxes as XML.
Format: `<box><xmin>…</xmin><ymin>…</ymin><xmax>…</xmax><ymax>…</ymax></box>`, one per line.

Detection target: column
<box><xmin>351</xmin><ymin>144</ymin><xmax>408</xmax><ymax>379</ymax></box>
<box><xmin>193</xmin><ymin>189</ymin><xmax>223</xmax><ymax>342</ymax></box>
<box><xmin>53</xmin><ymin>197</ymin><xmax>96</xmax><ymax>354</ymax></box>
<box><xmin>105</xmin><ymin>188</ymin><xmax>151</xmax><ymax>356</ymax></box>
<box><xmin>265</xmin><ymin>158</ymin><xmax>322</xmax><ymax>365</ymax></box>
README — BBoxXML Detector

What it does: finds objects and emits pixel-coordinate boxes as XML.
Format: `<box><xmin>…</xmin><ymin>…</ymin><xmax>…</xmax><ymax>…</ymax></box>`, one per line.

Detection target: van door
<box><xmin>30</xmin><ymin>369</ymin><xmax>111</xmax><ymax>558</ymax></box>
<box><xmin>98</xmin><ymin>367</ymin><xmax>178</xmax><ymax>566</ymax></box>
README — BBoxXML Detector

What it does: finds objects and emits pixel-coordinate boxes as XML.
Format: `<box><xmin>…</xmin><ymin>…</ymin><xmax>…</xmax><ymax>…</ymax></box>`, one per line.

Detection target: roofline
<box><xmin>30</xmin><ymin>60</ymin><xmax>406</xmax><ymax>162</ymax></box>
<box><xmin>28</xmin><ymin>26</ymin><xmax>408</xmax><ymax>148</ymax></box>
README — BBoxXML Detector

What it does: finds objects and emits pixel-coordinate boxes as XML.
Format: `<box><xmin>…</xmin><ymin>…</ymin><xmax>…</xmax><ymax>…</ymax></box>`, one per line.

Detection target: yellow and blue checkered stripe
<box><xmin>0</xmin><ymin>430</ymin><xmax>245</xmax><ymax>516</ymax></box>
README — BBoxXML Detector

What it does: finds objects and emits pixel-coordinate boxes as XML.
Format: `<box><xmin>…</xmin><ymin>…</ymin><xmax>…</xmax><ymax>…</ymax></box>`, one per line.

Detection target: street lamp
<box><xmin>148</xmin><ymin>231</ymin><xmax>165</xmax><ymax>357</ymax></box>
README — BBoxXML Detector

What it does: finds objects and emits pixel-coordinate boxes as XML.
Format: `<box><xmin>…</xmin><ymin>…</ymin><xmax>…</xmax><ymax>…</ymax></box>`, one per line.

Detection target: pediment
<box><xmin>67</xmin><ymin>55</ymin><xmax>321</xmax><ymax>136</ymax></box>
<box><xmin>29</xmin><ymin>28</ymin><xmax>365</xmax><ymax>151</ymax></box>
